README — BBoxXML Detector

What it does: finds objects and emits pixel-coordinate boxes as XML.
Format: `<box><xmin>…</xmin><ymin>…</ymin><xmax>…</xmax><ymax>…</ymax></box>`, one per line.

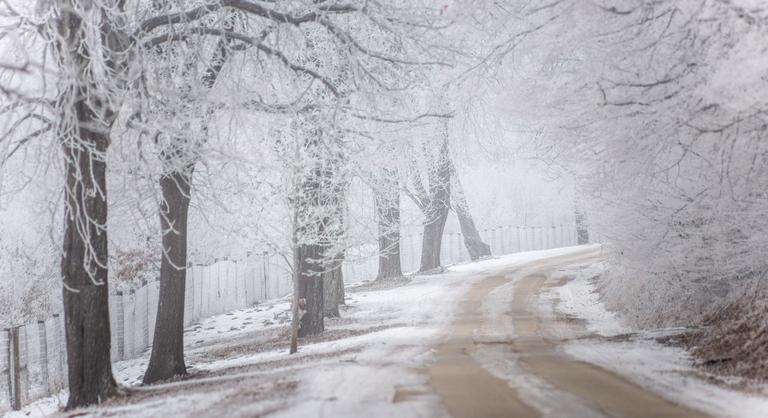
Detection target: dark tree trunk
<box><xmin>293</xmin><ymin>112</ymin><xmax>348</xmax><ymax>335</ymax></box>
<box><xmin>451</xmin><ymin>167</ymin><xmax>491</xmax><ymax>260</ymax></box>
<box><xmin>295</xmin><ymin>128</ymin><xmax>326</xmax><ymax>337</ymax></box>
<box><xmin>142</xmin><ymin>30</ymin><xmax>231</xmax><ymax>377</ymax></box>
<box><xmin>419</xmin><ymin>140</ymin><xmax>451</xmax><ymax>273</ymax></box>
<box><xmin>323</xmin><ymin>253</ymin><xmax>344</xmax><ymax>317</ymax></box>
<box><xmin>143</xmin><ymin>171</ymin><xmax>192</xmax><ymax>383</ymax></box>
<box><xmin>375</xmin><ymin>170</ymin><xmax>403</xmax><ymax>280</ymax></box>
<box><xmin>419</xmin><ymin>209</ymin><xmax>449</xmax><ymax>272</ymax></box>
<box><xmin>290</xmin><ymin>230</ymin><xmax>301</xmax><ymax>353</ymax></box>
<box><xmin>58</xmin><ymin>6</ymin><xmax>119</xmax><ymax>409</ymax></box>
<box><xmin>297</xmin><ymin>242</ymin><xmax>325</xmax><ymax>337</ymax></box>
<box><xmin>61</xmin><ymin>113</ymin><xmax>118</xmax><ymax>410</ymax></box>
<box><xmin>456</xmin><ymin>209</ymin><xmax>491</xmax><ymax>259</ymax></box>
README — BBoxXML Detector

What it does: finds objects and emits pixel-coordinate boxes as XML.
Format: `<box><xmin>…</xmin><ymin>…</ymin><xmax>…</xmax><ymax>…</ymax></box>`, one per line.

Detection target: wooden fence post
<box><xmin>4</xmin><ymin>328</ymin><xmax>12</xmax><ymax>410</ymax></box>
<box><xmin>188</xmin><ymin>262</ymin><xmax>196</xmax><ymax>323</ymax></box>
<box><xmin>8</xmin><ymin>326</ymin><xmax>21</xmax><ymax>410</ymax></box>
<box><xmin>143</xmin><ymin>285</ymin><xmax>150</xmax><ymax>348</ymax></box>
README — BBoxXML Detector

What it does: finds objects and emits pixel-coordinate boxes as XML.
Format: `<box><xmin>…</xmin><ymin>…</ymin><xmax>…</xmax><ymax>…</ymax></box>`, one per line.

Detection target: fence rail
<box><xmin>1</xmin><ymin>223</ymin><xmax>575</xmax><ymax>411</ymax></box>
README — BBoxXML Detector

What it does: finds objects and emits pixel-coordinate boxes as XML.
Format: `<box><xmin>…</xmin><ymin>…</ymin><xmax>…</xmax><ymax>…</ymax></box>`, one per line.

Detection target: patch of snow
<box><xmin>545</xmin><ymin>261</ymin><xmax>629</xmax><ymax>337</ymax></box>
<box><xmin>449</xmin><ymin>244</ymin><xmax>601</xmax><ymax>275</ymax></box>
<box><xmin>551</xmin><ymin>261</ymin><xmax>768</xmax><ymax>418</ymax></box>
<box><xmin>5</xmin><ymin>245</ymin><xmax>602</xmax><ymax>417</ymax></box>
<box><xmin>565</xmin><ymin>340</ymin><xmax>768</xmax><ymax>418</ymax></box>
<box><xmin>269</xmin><ymin>246</ymin><xmax>605</xmax><ymax>417</ymax></box>
<box><xmin>2</xmin><ymin>392</ymin><xmax>65</xmax><ymax>418</ymax></box>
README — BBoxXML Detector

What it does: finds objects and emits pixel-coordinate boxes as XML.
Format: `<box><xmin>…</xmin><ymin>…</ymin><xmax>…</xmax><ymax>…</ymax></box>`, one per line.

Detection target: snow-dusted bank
<box><xmin>540</xmin><ymin>261</ymin><xmax>768</xmax><ymax>418</ymax></box>
<box><xmin>7</xmin><ymin>245</ymin><xmax>768</xmax><ymax>418</ymax></box>
<box><xmin>4</xmin><ymin>247</ymin><xmax>579</xmax><ymax>418</ymax></box>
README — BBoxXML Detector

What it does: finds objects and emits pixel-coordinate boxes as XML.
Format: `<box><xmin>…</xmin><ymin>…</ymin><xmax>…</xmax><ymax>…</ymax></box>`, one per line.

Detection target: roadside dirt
<box><xmin>682</xmin><ymin>292</ymin><xmax>768</xmax><ymax>385</ymax></box>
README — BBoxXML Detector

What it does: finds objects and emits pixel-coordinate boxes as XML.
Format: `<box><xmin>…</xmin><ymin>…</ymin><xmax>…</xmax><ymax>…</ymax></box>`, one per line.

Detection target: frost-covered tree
<box><xmin>450</xmin><ymin>160</ymin><xmax>491</xmax><ymax>260</ymax></box>
<box><xmin>404</xmin><ymin>125</ymin><xmax>452</xmax><ymax>273</ymax></box>
<box><xmin>50</xmin><ymin>0</ymin><xmax>131</xmax><ymax>408</ymax></box>
<box><xmin>565</xmin><ymin>0</ymin><xmax>768</xmax><ymax>327</ymax></box>
<box><xmin>492</xmin><ymin>0</ymin><xmax>768</xmax><ymax>336</ymax></box>
<box><xmin>374</xmin><ymin>167</ymin><xmax>403</xmax><ymax>280</ymax></box>
<box><xmin>138</xmin><ymin>4</ymin><xmax>237</xmax><ymax>385</ymax></box>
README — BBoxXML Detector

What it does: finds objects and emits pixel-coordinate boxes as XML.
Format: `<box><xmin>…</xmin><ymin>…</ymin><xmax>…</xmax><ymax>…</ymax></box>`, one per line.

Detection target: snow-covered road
<box><xmin>9</xmin><ymin>245</ymin><xmax>768</xmax><ymax>418</ymax></box>
<box><xmin>466</xmin><ymin>255</ymin><xmax>705</xmax><ymax>418</ymax></box>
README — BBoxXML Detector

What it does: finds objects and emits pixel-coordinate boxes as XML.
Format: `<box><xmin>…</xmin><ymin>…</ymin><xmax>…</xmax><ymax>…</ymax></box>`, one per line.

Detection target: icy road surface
<box><xmin>9</xmin><ymin>245</ymin><xmax>768</xmax><ymax>418</ymax></box>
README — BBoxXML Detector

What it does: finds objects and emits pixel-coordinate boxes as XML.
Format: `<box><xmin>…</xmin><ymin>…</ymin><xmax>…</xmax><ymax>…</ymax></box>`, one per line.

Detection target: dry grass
<box><xmin>683</xmin><ymin>292</ymin><xmax>768</xmax><ymax>384</ymax></box>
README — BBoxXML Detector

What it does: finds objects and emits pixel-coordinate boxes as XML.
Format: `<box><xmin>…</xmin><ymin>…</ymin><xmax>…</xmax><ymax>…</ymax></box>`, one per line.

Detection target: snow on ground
<box><xmin>115</xmin><ymin>299</ymin><xmax>294</xmax><ymax>387</ymax></box>
<box><xmin>272</xmin><ymin>246</ymin><xmax>598</xmax><ymax>418</ymax></box>
<box><xmin>4</xmin><ymin>299</ymin><xmax>297</xmax><ymax>418</ymax></box>
<box><xmin>548</xmin><ymin>261</ymin><xmax>628</xmax><ymax>337</ymax></box>
<box><xmin>469</xmin><ymin>245</ymin><xmax>608</xmax><ymax>418</ymax></box>
<box><xmin>2</xmin><ymin>393</ymin><xmax>66</xmax><ymax>418</ymax></box>
<box><xmin>5</xmin><ymin>247</ymin><xmax>593</xmax><ymax>418</ymax></box>
<box><xmin>14</xmin><ymin>245</ymin><xmax>767</xmax><ymax>418</ymax></box>
<box><xmin>545</xmin><ymin>262</ymin><xmax>768</xmax><ymax>418</ymax></box>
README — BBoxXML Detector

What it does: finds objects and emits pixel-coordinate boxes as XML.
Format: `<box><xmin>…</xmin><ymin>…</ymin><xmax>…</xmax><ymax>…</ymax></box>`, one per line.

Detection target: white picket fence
<box><xmin>398</xmin><ymin>224</ymin><xmax>577</xmax><ymax>273</ymax></box>
<box><xmin>0</xmin><ymin>224</ymin><xmax>576</xmax><ymax>411</ymax></box>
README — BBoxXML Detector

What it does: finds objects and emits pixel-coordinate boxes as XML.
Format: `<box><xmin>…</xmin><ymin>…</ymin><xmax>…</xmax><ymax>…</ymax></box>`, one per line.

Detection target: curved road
<box><xmin>424</xmin><ymin>249</ymin><xmax>710</xmax><ymax>418</ymax></box>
